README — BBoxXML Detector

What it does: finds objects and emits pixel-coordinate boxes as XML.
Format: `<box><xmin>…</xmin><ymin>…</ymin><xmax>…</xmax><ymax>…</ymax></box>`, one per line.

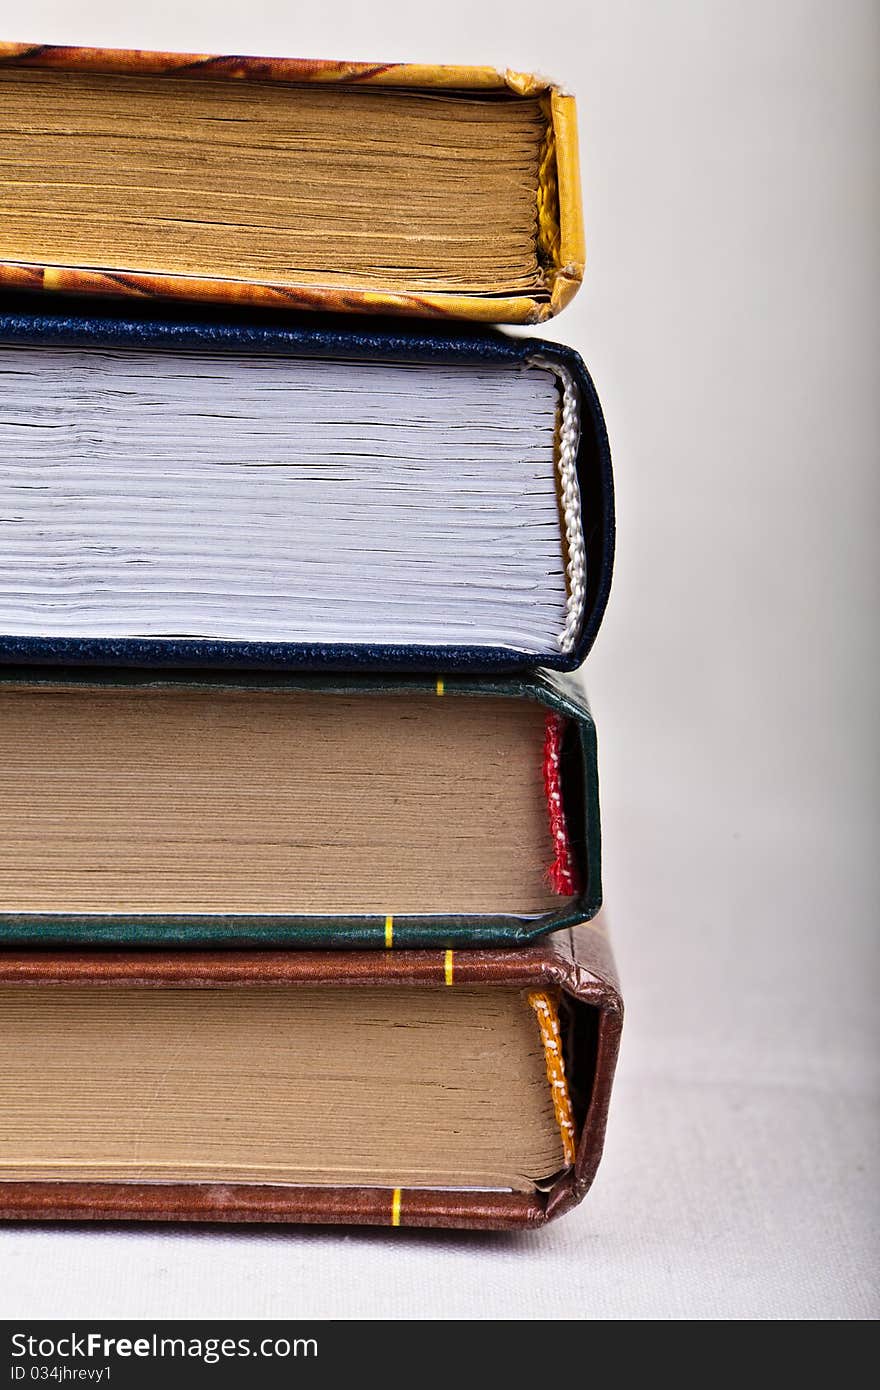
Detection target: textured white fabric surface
<box><xmin>0</xmin><ymin>0</ymin><xmax>877</xmax><ymax>1320</ymax></box>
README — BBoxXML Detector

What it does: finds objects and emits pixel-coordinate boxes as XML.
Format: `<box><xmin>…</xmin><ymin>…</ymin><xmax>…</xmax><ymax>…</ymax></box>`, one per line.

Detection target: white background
<box><xmin>1</xmin><ymin>0</ymin><xmax>877</xmax><ymax>1320</ymax></box>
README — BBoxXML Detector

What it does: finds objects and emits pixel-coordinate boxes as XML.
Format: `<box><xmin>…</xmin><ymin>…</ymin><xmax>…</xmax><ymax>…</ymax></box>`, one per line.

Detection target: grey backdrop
<box><xmin>1</xmin><ymin>0</ymin><xmax>877</xmax><ymax>1320</ymax></box>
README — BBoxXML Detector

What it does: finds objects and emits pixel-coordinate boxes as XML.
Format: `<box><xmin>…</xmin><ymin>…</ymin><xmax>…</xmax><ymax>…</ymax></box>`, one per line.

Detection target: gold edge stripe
<box><xmin>436</xmin><ymin>679</ymin><xmax>445</xmax><ymax>696</ymax></box>
<box><xmin>384</xmin><ymin>914</ymin><xmax>394</xmax><ymax>948</ymax></box>
<box><xmin>444</xmin><ymin>949</ymin><xmax>454</xmax><ymax>986</ymax></box>
<box><xmin>391</xmin><ymin>1188</ymin><xmax>402</xmax><ymax>1227</ymax></box>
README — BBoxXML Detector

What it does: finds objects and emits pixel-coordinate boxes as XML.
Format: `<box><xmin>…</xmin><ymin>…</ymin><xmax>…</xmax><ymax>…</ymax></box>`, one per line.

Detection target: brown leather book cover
<box><xmin>0</xmin><ymin>920</ymin><xmax>621</xmax><ymax>1231</ymax></box>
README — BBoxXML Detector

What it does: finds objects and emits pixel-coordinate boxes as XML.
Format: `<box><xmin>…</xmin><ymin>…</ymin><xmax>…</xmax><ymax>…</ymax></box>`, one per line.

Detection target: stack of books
<box><xmin>0</xmin><ymin>40</ymin><xmax>621</xmax><ymax>1232</ymax></box>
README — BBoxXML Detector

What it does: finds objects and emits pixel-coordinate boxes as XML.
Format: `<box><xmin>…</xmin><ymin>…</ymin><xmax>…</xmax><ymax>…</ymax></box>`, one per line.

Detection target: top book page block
<box><xmin>0</xmin><ymin>42</ymin><xmax>584</xmax><ymax>324</ymax></box>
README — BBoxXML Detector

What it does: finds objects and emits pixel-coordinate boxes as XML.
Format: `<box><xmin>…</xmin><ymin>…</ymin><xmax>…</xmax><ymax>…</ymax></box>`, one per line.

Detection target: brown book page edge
<box><xmin>0</xmin><ymin>42</ymin><xmax>580</xmax><ymax>324</ymax></box>
<box><xmin>0</xmin><ymin>919</ymin><xmax>620</xmax><ymax>1231</ymax></box>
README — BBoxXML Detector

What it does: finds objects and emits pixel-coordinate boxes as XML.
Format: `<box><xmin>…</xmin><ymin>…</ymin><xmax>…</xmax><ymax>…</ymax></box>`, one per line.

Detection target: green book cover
<box><xmin>0</xmin><ymin>667</ymin><xmax>601</xmax><ymax>948</ymax></box>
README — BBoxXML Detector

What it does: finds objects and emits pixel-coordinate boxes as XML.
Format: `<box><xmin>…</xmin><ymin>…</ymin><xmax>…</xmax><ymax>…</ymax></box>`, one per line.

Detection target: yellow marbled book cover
<box><xmin>0</xmin><ymin>41</ymin><xmax>584</xmax><ymax>323</ymax></box>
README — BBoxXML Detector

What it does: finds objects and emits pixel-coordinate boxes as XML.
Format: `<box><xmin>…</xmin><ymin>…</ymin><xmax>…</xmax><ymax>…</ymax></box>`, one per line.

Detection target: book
<box><xmin>0</xmin><ymin>920</ymin><xmax>621</xmax><ymax>1231</ymax></box>
<box><xmin>0</xmin><ymin>42</ymin><xmax>583</xmax><ymax>324</ymax></box>
<box><xmin>0</xmin><ymin>307</ymin><xmax>614</xmax><ymax>673</ymax></box>
<box><xmin>0</xmin><ymin>666</ymin><xmax>600</xmax><ymax>948</ymax></box>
